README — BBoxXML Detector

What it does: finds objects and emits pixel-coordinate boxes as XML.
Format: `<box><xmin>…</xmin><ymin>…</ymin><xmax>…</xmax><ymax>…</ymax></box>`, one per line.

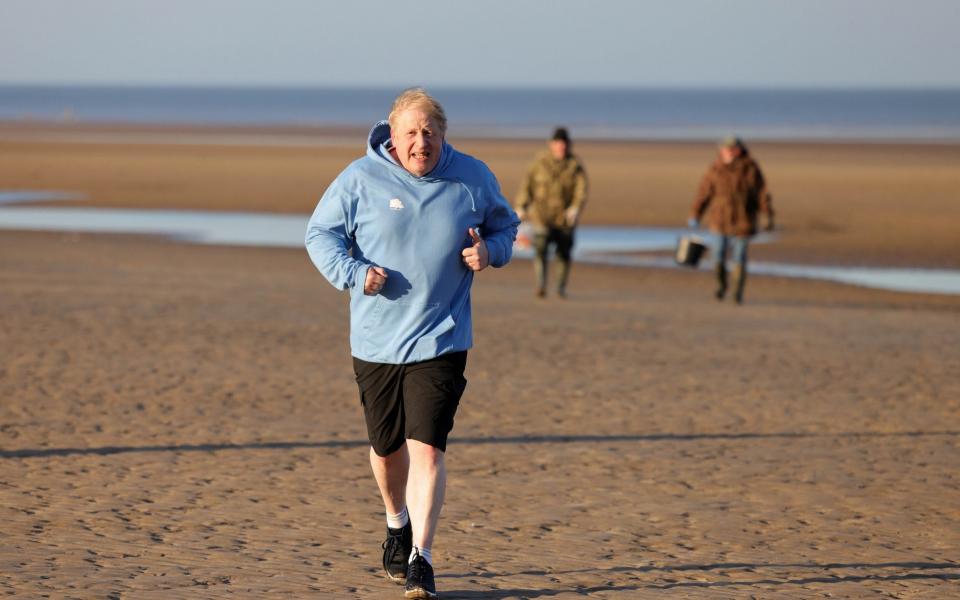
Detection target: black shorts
<box><xmin>353</xmin><ymin>351</ymin><xmax>467</xmax><ymax>456</ymax></box>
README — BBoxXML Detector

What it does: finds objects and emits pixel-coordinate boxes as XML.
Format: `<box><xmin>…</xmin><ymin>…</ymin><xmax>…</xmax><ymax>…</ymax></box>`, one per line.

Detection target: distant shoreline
<box><xmin>3</xmin><ymin>120</ymin><xmax>960</xmax><ymax>146</ymax></box>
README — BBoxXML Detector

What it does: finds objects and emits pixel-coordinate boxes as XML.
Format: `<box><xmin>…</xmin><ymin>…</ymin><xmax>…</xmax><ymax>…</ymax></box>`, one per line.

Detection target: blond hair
<box><xmin>388</xmin><ymin>87</ymin><xmax>447</xmax><ymax>136</ymax></box>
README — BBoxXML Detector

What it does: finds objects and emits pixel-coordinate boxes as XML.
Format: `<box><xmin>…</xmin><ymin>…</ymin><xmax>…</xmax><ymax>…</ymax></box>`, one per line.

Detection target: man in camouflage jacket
<box><xmin>515</xmin><ymin>127</ymin><xmax>588</xmax><ymax>298</ymax></box>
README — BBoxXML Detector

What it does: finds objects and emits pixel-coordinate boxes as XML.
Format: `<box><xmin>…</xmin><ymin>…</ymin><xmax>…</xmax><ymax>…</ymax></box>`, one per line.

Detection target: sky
<box><xmin>3</xmin><ymin>0</ymin><xmax>959</xmax><ymax>88</ymax></box>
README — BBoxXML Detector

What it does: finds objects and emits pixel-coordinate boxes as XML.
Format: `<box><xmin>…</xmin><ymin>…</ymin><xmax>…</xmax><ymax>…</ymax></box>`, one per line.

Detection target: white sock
<box><xmin>410</xmin><ymin>546</ymin><xmax>432</xmax><ymax>566</ymax></box>
<box><xmin>386</xmin><ymin>506</ymin><xmax>409</xmax><ymax>530</ymax></box>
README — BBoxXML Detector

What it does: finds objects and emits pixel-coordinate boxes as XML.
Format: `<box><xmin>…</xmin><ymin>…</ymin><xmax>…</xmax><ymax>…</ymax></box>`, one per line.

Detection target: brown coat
<box><xmin>690</xmin><ymin>152</ymin><xmax>774</xmax><ymax>237</ymax></box>
<box><xmin>515</xmin><ymin>151</ymin><xmax>588</xmax><ymax>229</ymax></box>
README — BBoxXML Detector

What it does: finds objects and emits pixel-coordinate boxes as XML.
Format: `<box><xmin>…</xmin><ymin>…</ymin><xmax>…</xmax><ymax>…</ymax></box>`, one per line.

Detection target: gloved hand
<box><xmin>687</xmin><ymin>217</ymin><xmax>699</xmax><ymax>229</ymax></box>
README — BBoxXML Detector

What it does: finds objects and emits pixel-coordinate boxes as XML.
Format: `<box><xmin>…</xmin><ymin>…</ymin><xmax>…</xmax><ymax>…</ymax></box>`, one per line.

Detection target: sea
<box><xmin>1</xmin><ymin>85</ymin><xmax>960</xmax><ymax>142</ymax></box>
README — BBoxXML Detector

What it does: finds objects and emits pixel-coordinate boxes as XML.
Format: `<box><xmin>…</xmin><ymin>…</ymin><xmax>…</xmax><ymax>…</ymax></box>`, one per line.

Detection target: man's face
<box><xmin>390</xmin><ymin>107</ymin><xmax>443</xmax><ymax>177</ymax></box>
<box><xmin>549</xmin><ymin>139</ymin><xmax>569</xmax><ymax>160</ymax></box>
<box><xmin>719</xmin><ymin>145</ymin><xmax>742</xmax><ymax>164</ymax></box>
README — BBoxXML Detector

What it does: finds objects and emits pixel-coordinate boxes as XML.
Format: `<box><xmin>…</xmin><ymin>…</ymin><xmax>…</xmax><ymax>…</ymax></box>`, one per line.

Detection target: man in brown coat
<box><xmin>515</xmin><ymin>127</ymin><xmax>588</xmax><ymax>298</ymax></box>
<box><xmin>688</xmin><ymin>136</ymin><xmax>774</xmax><ymax>304</ymax></box>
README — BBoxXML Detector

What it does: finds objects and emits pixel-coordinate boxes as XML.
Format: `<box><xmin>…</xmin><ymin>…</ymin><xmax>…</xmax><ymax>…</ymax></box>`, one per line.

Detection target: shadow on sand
<box><xmin>439</xmin><ymin>561</ymin><xmax>960</xmax><ymax>598</ymax></box>
<box><xmin>2</xmin><ymin>430</ymin><xmax>957</xmax><ymax>460</ymax></box>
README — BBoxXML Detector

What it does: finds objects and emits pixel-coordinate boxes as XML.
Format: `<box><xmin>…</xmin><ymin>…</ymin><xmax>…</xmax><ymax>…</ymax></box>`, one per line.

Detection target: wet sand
<box><xmin>2</xmin><ymin>122</ymin><xmax>959</xmax><ymax>267</ymax></box>
<box><xmin>0</xmin><ymin>125</ymin><xmax>958</xmax><ymax>598</ymax></box>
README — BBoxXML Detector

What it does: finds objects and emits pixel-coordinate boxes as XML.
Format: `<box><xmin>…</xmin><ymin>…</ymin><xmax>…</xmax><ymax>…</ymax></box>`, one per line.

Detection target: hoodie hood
<box><xmin>366</xmin><ymin>120</ymin><xmax>455</xmax><ymax>181</ymax></box>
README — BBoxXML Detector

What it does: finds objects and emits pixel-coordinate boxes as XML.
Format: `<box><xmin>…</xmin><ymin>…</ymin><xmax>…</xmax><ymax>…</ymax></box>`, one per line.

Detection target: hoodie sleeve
<box><xmin>304</xmin><ymin>171</ymin><xmax>369</xmax><ymax>291</ymax></box>
<box><xmin>479</xmin><ymin>167</ymin><xmax>521</xmax><ymax>268</ymax></box>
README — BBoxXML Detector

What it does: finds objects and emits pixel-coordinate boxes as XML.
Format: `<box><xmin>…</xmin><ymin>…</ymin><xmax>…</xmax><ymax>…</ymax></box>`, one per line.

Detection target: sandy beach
<box><xmin>1</xmin><ymin>124</ymin><xmax>958</xmax><ymax>598</ymax></box>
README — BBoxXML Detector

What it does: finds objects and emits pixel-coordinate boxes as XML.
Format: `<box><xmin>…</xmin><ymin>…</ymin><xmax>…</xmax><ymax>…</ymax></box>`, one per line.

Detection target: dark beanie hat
<box><xmin>551</xmin><ymin>127</ymin><xmax>570</xmax><ymax>143</ymax></box>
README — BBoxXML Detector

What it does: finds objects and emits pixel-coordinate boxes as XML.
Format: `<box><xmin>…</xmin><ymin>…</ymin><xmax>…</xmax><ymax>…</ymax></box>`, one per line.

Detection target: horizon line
<box><xmin>2</xmin><ymin>82</ymin><xmax>960</xmax><ymax>93</ymax></box>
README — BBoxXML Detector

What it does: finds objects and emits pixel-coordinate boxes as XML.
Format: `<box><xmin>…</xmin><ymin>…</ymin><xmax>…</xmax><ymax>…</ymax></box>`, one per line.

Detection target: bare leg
<box><xmin>405</xmin><ymin>439</ymin><xmax>446</xmax><ymax>550</ymax></box>
<box><xmin>370</xmin><ymin>445</ymin><xmax>409</xmax><ymax>515</ymax></box>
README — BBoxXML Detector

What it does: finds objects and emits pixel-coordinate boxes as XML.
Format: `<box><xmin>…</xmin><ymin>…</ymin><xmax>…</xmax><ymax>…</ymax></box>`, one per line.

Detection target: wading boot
<box><xmin>732</xmin><ymin>265</ymin><xmax>747</xmax><ymax>305</ymax></box>
<box><xmin>714</xmin><ymin>262</ymin><xmax>728</xmax><ymax>301</ymax></box>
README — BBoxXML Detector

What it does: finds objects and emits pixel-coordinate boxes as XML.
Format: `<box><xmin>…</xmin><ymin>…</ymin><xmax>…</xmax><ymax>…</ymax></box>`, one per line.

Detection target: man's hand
<box><xmin>364</xmin><ymin>266</ymin><xmax>388</xmax><ymax>295</ymax></box>
<box><xmin>515</xmin><ymin>207</ymin><xmax>526</xmax><ymax>221</ymax></box>
<box><xmin>765</xmin><ymin>218</ymin><xmax>775</xmax><ymax>232</ymax></box>
<box><xmin>565</xmin><ymin>207</ymin><xmax>580</xmax><ymax>227</ymax></box>
<box><xmin>461</xmin><ymin>228</ymin><xmax>489</xmax><ymax>271</ymax></box>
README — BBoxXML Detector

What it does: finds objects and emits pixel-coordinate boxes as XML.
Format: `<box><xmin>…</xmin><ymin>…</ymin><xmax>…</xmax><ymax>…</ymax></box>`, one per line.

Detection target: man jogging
<box><xmin>305</xmin><ymin>88</ymin><xmax>519</xmax><ymax>599</ymax></box>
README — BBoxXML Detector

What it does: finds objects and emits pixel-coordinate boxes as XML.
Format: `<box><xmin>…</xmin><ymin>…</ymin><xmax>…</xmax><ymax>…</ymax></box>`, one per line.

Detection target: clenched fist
<box><xmin>364</xmin><ymin>266</ymin><xmax>388</xmax><ymax>295</ymax></box>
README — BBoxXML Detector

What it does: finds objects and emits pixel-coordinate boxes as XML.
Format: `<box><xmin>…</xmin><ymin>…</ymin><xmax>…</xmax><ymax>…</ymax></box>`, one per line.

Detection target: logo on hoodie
<box><xmin>389</xmin><ymin>198</ymin><xmax>405</xmax><ymax>211</ymax></box>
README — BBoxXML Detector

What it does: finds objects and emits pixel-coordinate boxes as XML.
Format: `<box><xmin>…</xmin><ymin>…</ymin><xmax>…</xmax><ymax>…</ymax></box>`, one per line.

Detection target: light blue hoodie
<box><xmin>305</xmin><ymin>121</ymin><xmax>519</xmax><ymax>364</ymax></box>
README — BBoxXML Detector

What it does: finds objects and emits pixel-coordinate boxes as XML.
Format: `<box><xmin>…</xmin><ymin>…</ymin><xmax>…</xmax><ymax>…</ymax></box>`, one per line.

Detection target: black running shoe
<box><xmin>404</xmin><ymin>549</ymin><xmax>438</xmax><ymax>599</ymax></box>
<box><xmin>382</xmin><ymin>522</ymin><xmax>412</xmax><ymax>583</ymax></box>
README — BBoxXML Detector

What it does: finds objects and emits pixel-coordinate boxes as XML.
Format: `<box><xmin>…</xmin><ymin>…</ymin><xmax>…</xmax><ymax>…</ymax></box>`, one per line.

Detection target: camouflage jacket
<box><xmin>690</xmin><ymin>153</ymin><xmax>774</xmax><ymax>237</ymax></box>
<box><xmin>515</xmin><ymin>151</ymin><xmax>588</xmax><ymax>229</ymax></box>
